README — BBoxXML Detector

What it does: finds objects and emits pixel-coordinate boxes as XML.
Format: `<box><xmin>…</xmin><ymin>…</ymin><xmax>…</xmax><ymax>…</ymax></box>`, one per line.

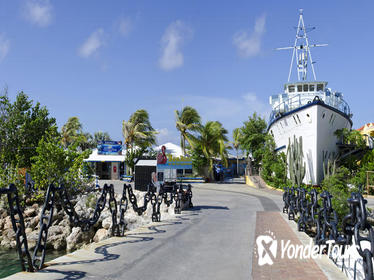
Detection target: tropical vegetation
<box><xmin>175</xmin><ymin>106</ymin><xmax>201</xmax><ymax>155</ymax></box>
<box><xmin>122</xmin><ymin>109</ymin><xmax>157</xmax><ymax>174</ymax></box>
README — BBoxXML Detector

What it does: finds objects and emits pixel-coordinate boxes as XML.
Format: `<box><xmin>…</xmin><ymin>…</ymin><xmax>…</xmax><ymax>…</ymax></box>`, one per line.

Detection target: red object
<box><xmin>113</xmin><ymin>166</ymin><xmax>117</xmax><ymax>173</ymax></box>
<box><xmin>157</xmin><ymin>145</ymin><xmax>167</xmax><ymax>164</ymax></box>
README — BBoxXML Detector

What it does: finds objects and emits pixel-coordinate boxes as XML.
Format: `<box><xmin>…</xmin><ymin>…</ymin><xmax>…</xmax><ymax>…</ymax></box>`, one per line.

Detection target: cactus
<box><xmin>287</xmin><ymin>135</ymin><xmax>306</xmax><ymax>187</ymax></box>
<box><xmin>322</xmin><ymin>151</ymin><xmax>337</xmax><ymax>179</ymax></box>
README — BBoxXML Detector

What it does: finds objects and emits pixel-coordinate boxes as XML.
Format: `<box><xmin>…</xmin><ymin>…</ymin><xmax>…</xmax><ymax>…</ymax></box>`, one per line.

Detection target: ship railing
<box><xmin>269</xmin><ymin>91</ymin><xmax>351</xmax><ymax>125</ymax></box>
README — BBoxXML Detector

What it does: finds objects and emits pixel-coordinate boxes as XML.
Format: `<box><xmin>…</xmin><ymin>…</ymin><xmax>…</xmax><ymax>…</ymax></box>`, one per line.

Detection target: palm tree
<box><xmin>175</xmin><ymin>106</ymin><xmax>201</xmax><ymax>155</ymax></box>
<box><xmin>190</xmin><ymin>121</ymin><xmax>229</xmax><ymax>179</ymax></box>
<box><xmin>122</xmin><ymin>109</ymin><xmax>157</xmax><ymax>174</ymax></box>
<box><xmin>232</xmin><ymin>128</ymin><xmax>242</xmax><ymax>176</ymax></box>
<box><xmin>61</xmin><ymin>117</ymin><xmax>83</xmax><ymax>148</ymax></box>
<box><xmin>93</xmin><ymin>131</ymin><xmax>111</xmax><ymax>147</ymax></box>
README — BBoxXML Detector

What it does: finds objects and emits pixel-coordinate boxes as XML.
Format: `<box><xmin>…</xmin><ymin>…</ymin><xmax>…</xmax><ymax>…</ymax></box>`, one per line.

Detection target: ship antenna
<box><xmin>276</xmin><ymin>9</ymin><xmax>327</xmax><ymax>82</ymax></box>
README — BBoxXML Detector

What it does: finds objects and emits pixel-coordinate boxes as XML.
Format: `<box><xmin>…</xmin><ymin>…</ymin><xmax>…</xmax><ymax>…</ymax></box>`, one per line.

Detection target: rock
<box><xmin>93</xmin><ymin>228</ymin><xmax>108</xmax><ymax>243</ymax></box>
<box><xmin>102</xmin><ymin>216</ymin><xmax>112</xmax><ymax>229</ymax></box>
<box><xmin>24</xmin><ymin>208</ymin><xmax>36</xmax><ymax>217</ymax></box>
<box><xmin>47</xmin><ymin>226</ymin><xmax>66</xmax><ymax>250</ymax></box>
<box><xmin>30</xmin><ymin>216</ymin><xmax>40</xmax><ymax>229</ymax></box>
<box><xmin>66</xmin><ymin>227</ymin><xmax>83</xmax><ymax>252</ymax></box>
<box><xmin>32</xmin><ymin>203</ymin><xmax>39</xmax><ymax>210</ymax></box>
<box><xmin>4</xmin><ymin>216</ymin><xmax>12</xmax><ymax>230</ymax></box>
<box><xmin>25</xmin><ymin>227</ymin><xmax>33</xmax><ymax>234</ymax></box>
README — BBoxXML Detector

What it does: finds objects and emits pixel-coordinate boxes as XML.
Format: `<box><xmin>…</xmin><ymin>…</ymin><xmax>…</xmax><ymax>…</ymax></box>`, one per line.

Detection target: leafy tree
<box><xmin>30</xmin><ymin>130</ymin><xmax>92</xmax><ymax>200</ymax></box>
<box><xmin>190</xmin><ymin>121</ymin><xmax>229</xmax><ymax>179</ymax></box>
<box><xmin>0</xmin><ymin>91</ymin><xmax>57</xmax><ymax>168</ymax></box>
<box><xmin>239</xmin><ymin>112</ymin><xmax>267</xmax><ymax>168</ymax></box>
<box><xmin>175</xmin><ymin>106</ymin><xmax>201</xmax><ymax>155</ymax></box>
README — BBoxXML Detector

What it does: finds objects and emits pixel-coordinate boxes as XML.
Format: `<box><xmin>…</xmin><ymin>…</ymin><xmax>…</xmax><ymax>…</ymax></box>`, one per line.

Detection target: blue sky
<box><xmin>0</xmin><ymin>0</ymin><xmax>372</xmax><ymax>145</ymax></box>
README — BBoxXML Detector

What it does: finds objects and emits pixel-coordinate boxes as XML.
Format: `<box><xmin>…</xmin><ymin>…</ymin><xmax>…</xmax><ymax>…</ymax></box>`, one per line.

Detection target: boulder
<box><xmin>93</xmin><ymin>228</ymin><xmax>108</xmax><ymax>243</ymax></box>
<box><xmin>102</xmin><ymin>216</ymin><xmax>112</xmax><ymax>229</ymax></box>
<box><xmin>24</xmin><ymin>207</ymin><xmax>36</xmax><ymax>218</ymax></box>
<box><xmin>29</xmin><ymin>216</ymin><xmax>40</xmax><ymax>229</ymax></box>
<box><xmin>66</xmin><ymin>227</ymin><xmax>83</xmax><ymax>251</ymax></box>
<box><xmin>4</xmin><ymin>216</ymin><xmax>12</xmax><ymax>230</ymax></box>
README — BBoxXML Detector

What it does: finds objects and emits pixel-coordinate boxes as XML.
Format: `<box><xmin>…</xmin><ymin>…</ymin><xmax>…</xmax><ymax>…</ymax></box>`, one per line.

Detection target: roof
<box><xmin>357</xmin><ymin>123</ymin><xmax>374</xmax><ymax>131</ymax></box>
<box><xmin>136</xmin><ymin>160</ymin><xmax>157</xmax><ymax>166</ymax></box>
<box><xmin>84</xmin><ymin>149</ymin><xmax>126</xmax><ymax>162</ymax></box>
<box><xmin>156</xmin><ymin>142</ymin><xmax>183</xmax><ymax>157</ymax></box>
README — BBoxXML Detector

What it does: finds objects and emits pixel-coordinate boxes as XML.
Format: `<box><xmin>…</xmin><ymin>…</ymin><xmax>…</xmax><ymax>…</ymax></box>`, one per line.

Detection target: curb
<box><xmin>245</xmin><ymin>176</ymin><xmax>284</xmax><ymax>192</ymax></box>
<box><xmin>280</xmin><ymin>213</ymin><xmax>347</xmax><ymax>280</ymax></box>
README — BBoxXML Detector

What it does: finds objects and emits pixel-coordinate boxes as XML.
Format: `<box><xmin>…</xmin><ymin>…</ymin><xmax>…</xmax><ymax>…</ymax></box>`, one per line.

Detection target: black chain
<box><xmin>118</xmin><ymin>184</ymin><xmax>129</xmax><ymax>235</ymax></box>
<box><xmin>283</xmin><ymin>186</ymin><xmax>374</xmax><ymax>279</ymax></box>
<box><xmin>2</xmin><ymin>184</ymin><xmax>34</xmax><ymax>272</ymax></box>
<box><xmin>32</xmin><ymin>184</ymin><xmax>57</xmax><ymax>270</ymax></box>
<box><xmin>126</xmin><ymin>184</ymin><xmax>152</xmax><ymax>216</ymax></box>
<box><xmin>1</xmin><ymin>181</ymin><xmax>194</xmax><ymax>273</ymax></box>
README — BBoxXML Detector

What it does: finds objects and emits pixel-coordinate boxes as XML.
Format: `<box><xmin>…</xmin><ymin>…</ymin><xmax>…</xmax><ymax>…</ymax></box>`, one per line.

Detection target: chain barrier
<box><xmin>1</xmin><ymin>184</ymin><xmax>34</xmax><ymax>272</ymax></box>
<box><xmin>0</xmin><ymin>181</ymin><xmax>193</xmax><ymax>273</ymax></box>
<box><xmin>283</xmin><ymin>186</ymin><xmax>374</xmax><ymax>279</ymax></box>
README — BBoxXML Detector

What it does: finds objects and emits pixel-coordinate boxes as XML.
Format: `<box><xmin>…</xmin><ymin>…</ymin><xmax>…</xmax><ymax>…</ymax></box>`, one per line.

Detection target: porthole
<box><xmin>322</xmin><ymin>113</ymin><xmax>325</xmax><ymax>119</ymax></box>
<box><xmin>306</xmin><ymin>114</ymin><xmax>310</xmax><ymax>117</ymax></box>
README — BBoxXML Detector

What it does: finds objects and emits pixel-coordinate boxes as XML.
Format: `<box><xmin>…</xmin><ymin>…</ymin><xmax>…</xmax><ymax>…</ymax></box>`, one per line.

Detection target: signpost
<box><xmin>97</xmin><ymin>141</ymin><xmax>123</xmax><ymax>155</ymax></box>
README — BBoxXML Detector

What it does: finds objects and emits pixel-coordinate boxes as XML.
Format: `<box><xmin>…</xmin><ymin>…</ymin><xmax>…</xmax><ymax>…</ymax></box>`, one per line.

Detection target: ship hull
<box><xmin>268</xmin><ymin>101</ymin><xmax>352</xmax><ymax>185</ymax></box>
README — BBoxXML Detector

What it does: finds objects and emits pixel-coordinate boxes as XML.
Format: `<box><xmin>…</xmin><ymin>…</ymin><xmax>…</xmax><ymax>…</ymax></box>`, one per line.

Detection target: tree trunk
<box><xmin>236</xmin><ymin>149</ymin><xmax>239</xmax><ymax>177</ymax></box>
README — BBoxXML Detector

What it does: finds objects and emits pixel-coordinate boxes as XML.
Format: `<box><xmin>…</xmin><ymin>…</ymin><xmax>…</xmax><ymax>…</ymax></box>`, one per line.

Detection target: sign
<box><xmin>157</xmin><ymin>154</ymin><xmax>192</xmax><ymax>170</ymax></box>
<box><xmin>97</xmin><ymin>141</ymin><xmax>123</xmax><ymax>155</ymax></box>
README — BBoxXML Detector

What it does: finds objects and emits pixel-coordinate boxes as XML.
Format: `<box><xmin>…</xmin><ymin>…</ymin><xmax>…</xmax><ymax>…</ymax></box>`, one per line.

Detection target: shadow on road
<box><xmin>42</xmin><ymin>213</ymin><xmax>199</xmax><ymax>279</ymax></box>
<box><xmin>191</xmin><ymin>205</ymin><xmax>229</xmax><ymax>211</ymax></box>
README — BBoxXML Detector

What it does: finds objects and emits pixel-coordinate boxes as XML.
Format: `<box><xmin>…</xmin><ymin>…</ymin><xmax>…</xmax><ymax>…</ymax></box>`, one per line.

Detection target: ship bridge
<box><xmin>269</xmin><ymin>81</ymin><xmax>351</xmax><ymax>125</ymax></box>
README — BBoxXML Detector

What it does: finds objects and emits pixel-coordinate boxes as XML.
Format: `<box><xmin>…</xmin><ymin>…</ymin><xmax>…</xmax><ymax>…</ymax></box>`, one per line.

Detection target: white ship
<box><xmin>268</xmin><ymin>10</ymin><xmax>352</xmax><ymax>185</ymax></box>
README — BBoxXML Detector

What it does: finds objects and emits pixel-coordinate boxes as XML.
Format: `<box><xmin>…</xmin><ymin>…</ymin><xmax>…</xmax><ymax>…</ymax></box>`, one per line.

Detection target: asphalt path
<box><xmin>5</xmin><ymin>181</ymin><xmax>284</xmax><ymax>280</ymax></box>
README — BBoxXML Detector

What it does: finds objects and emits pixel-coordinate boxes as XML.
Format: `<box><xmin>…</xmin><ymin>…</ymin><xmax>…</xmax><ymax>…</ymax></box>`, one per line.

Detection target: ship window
<box><xmin>309</xmin><ymin>84</ymin><xmax>315</xmax><ymax>91</ymax></box>
<box><xmin>297</xmin><ymin>85</ymin><xmax>303</xmax><ymax>92</ymax></box>
<box><xmin>329</xmin><ymin>114</ymin><xmax>333</xmax><ymax>123</ymax></box>
<box><xmin>322</xmin><ymin>113</ymin><xmax>325</xmax><ymax>119</ymax></box>
<box><xmin>288</xmin><ymin>85</ymin><xmax>295</xmax><ymax>93</ymax></box>
<box><xmin>317</xmin><ymin>84</ymin><xmax>324</xmax><ymax>91</ymax></box>
<box><xmin>293</xmin><ymin>115</ymin><xmax>297</xmax><ymax>124</ymax></box>
<box><xmin>306</xmin><ymin>113</ymin><xmax>310</xmax><ymax>117</ymax></box>
<box><xmin>296</xmin><ymin>114</ymin><xmax>301</xmax><ymax>123</ymax></box>
<box><xmin>303</xmin><ymin>84</ymin><xmax>308</xmax><ymax>92</ymax></box>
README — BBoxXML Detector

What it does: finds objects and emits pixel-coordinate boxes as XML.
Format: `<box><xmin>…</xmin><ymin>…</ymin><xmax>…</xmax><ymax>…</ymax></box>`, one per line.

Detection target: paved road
<box><xmin>3</xmin><ymin>182</ymin><xmax>302</xmax><ymax>280</ymax></box>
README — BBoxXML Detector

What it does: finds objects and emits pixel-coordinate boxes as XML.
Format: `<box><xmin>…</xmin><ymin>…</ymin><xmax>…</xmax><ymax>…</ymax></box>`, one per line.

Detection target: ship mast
<box><xmin>277</xmin><ymin>9</ymin><xmax>327</xmax><ymax>82</ymax></box>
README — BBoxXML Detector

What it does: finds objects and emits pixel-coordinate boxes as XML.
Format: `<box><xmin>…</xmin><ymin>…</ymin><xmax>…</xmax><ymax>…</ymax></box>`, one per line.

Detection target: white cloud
<box><xmin>233</xmin><ymin>13</ymin><xmax>266</xmax><ymax>58</ymax></box>
<box><xmin>118</xmin><ymin>17</ymin><xmax>133</xmax><ymax>36</ymax></box>
<box><xmin>0</xmin><ymin>35</ymin><xmax>10</xmax><ymax>62</ymax></box>
<box><xmin>78</xmin><ymin>29</ymin><xmax>105</xmax><ymax>58</ymax></box>
<box><xmin>159</xmin><ymin>20</ymin><xmax>192</xmax><ymax>71</ymax></box>
<box><xmin>156</xmin><ymin>128</ymin><xmax>180</xmax><ymax>145</ymax></box>
<box><xmin>23</xmin><ymin>0</ymin><xmax>53</xmax><ymax>27</ymax></box>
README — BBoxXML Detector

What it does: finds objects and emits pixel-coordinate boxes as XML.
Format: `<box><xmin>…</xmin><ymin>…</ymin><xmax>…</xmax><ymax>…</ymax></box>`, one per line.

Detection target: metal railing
<box><xmin>269</xmin><ymin>91</ymin><xmax>351</xmax><ymax>125</ymax></box>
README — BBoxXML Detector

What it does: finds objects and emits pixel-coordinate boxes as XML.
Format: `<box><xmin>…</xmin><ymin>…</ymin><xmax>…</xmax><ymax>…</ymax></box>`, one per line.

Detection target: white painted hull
<box><xmin>268</xmin><ymin>103</ymin><xmax>352</xmax><ymax>185</ymax></box>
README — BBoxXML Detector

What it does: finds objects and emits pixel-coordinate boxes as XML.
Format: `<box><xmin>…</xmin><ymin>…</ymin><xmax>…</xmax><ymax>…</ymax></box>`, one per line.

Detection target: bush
<box><xmin>261</xmin><ymin>136</ymin><xmax>289</xmax><ymax>189</ymax></box>
<box><xmin>30</xmin><ymin>130</ymin><xmax>93</xmax><ymax>201</ymax></box>
<box><xmin>321</xmin><ymin>166</ymin><xmax>356</xmax><ymax>229</ymax></box>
